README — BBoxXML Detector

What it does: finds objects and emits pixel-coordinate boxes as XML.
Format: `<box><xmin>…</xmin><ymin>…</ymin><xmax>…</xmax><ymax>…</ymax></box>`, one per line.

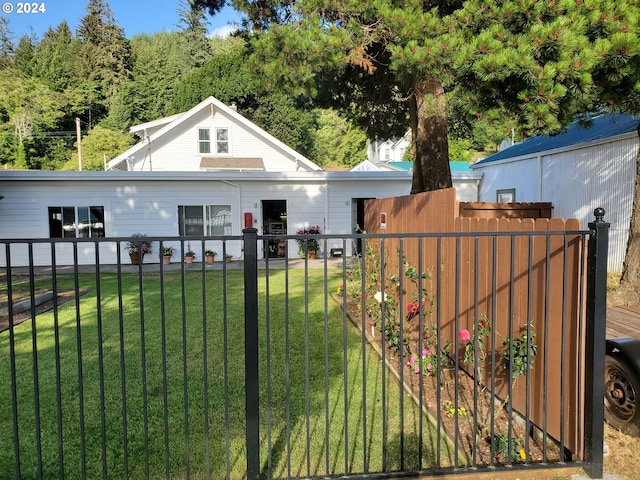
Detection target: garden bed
<box><xmin>335</xmin><ymin>294</ymin><xmax>562</xmax><ymax>467</ymax></box>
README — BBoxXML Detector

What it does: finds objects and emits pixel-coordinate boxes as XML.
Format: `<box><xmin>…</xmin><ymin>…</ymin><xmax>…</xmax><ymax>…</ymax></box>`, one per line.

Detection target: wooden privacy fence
<box><xmin>364</xmin><ymin>188</ymin><xmax>586</xmax><ymax>459</ymax></box>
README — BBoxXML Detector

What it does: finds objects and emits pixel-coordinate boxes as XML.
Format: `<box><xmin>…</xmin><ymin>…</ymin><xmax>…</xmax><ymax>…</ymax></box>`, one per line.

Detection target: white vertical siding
<box><xmin>475</xmin><ymin>135</ymin><xmax>639</xmax><ymax>271</ymax></box>
<box><xmin>477</xmin><ymin>157</ymin><xmax>540</xmax><ymax>203</ymax></box>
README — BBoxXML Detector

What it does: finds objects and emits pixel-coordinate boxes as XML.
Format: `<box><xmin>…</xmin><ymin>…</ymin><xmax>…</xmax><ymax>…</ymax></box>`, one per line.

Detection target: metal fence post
<box><xmin>585</xmin><ymin>208</ymin><xmax>609</xmax><ymax>479</ymax></box>
<box><xmin>243</xmin><ymin>227</ymin><xmax>261</xmax><ymax>479</ymax></box>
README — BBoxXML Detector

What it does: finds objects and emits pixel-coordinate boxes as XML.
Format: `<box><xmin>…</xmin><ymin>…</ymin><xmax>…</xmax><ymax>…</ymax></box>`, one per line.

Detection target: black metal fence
<box><xmin>0</xmin><ymin>213</ymin><xmax>608</xmax><ymax>479</ymax></box>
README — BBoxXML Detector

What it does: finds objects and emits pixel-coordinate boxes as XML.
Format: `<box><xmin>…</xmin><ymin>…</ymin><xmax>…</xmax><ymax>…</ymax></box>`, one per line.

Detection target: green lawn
<box><xmin>0</xmin><ymin>268</ymin><xmax>452</xmax><ymax>479</ymax></box>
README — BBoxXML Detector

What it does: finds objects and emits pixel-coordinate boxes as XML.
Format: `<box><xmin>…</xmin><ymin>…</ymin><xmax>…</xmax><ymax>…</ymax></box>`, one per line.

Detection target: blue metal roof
<box><xmin>386</xmin><ymin>161</ymin><xmax>472</xmax><ymax>172</ymax></box>
<box><xmin>474</xmin><ymin>113</ymin><xmax>639</xmax><ymax>166</ymax></box>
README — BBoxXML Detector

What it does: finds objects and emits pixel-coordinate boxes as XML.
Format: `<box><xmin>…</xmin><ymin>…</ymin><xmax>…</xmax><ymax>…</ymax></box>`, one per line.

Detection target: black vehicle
<box><xmin>605</xmin><ymin>338</ymin><xmax>640</xmax><ymax>437</ymax></box>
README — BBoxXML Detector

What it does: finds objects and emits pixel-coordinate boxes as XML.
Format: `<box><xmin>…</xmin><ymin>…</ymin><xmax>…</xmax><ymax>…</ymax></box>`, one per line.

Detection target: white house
<box><xmin>0</xmin><ymin>96</ymin><xmax>482</xmax><ymax>267</ymax></box>
<box><xmin>366</xmin><ymin>131</ymin><xmax>411</xmax><ymax>164</ymax></box>
<box><xmin>472</xmin><ymin>113</ymin><xmax>640</xmax><ymax>271</ymax></box>
<box><xmin>107</xmin><ymin>96</ymin><xmax>322</xmax><ymax>173</ymax></box>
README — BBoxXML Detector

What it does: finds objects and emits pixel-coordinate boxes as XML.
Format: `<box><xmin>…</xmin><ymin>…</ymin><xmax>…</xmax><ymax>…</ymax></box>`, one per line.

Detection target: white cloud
<box><xmin>210</xmin><ymin>24</ymin><xmax>238</xmax><ymax>38</ymax></box>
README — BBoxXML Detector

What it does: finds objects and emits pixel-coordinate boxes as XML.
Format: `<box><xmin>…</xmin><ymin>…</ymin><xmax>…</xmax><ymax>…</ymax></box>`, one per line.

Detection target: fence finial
<box><xmin>593</xmin><ymin>207</ymin><xmax>605</xmax><ymax>223</ymax></box>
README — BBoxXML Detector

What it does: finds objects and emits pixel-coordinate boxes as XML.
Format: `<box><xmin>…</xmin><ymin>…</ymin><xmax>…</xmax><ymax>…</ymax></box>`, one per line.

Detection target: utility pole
<box><xmin>75</xmin><ymin>118</ymin><xmax>83</xmax><ymax>171</ymax></box>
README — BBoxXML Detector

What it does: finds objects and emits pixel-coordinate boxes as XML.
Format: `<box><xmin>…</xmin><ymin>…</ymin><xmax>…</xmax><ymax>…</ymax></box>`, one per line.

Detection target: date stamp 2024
<box><xmin>2</xmin><ymin>2</ymin><xmax>46</xmax><ymax>14</ymax></box>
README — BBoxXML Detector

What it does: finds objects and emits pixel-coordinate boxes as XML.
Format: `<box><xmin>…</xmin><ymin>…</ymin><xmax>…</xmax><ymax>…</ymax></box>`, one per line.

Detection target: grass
<box><xmin>0</xmin><ymin>269</ymin><xmax>451</xmax><ymax>479</ymax></box>
<box><xmin>604</xmin><ymin>423</ymin><xmax>639</xmax><ymax>480</ymax></box>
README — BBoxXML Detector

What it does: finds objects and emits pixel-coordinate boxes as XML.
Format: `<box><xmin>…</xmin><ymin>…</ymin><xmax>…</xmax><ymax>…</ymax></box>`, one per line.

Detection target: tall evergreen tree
<box><xmin>13</xmin><ymin>34</ymin><xmax>35</xmax><ymax>76</ymax></box>
<box><xmin>171</xmin><ymin>42</ymin><xmax>254</xmax><ymax>112</ymax></box>
<box><xmin>228</xmin><ymin>0</ymin><xmax>639</xmax><ymax>193</ymax></box>
<box><xmin>129</xmin><ymin>31</ymin><xmax>197</xmax><ymax>122</ymax></box>
<box><xmin>32</xmin><ymin>22</ymin><xmax>76</xmax><ymax>91</ymax></box>
<box><xmin>0</xmin><ymin>16</ymin><xmax>14</xmax><ymax>69</ymax></box>
<box><xmin>75</xmin><ymin>0</ymin><xmax>132</xmax><ymax>125</ymax></box>
<box><xmin>177</xmin><ymin>0</ymin><xmax>212</xmax><ymax>68</ymax></box>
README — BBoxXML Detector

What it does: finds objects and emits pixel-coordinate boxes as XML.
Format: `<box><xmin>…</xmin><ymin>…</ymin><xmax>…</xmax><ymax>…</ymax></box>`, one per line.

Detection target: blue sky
<box><xmin>2</xmin><ymin>0</ymin><xmax>241</xmax><ymax>40</ymax></box>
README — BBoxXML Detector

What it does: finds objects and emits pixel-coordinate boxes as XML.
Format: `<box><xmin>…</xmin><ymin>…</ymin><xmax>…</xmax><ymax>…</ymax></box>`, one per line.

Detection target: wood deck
<box><xmin>607</xmin><ymin>305</ymin><xmax>640</xmax><ymax>340</ymax></box>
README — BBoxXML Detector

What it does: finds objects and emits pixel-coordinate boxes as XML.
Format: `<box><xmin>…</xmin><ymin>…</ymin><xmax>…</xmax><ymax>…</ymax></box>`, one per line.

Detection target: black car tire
<box><xmin>604</xmin><ymin>354</ymin><xmax>640</xmax><ymax>437</ymax></box>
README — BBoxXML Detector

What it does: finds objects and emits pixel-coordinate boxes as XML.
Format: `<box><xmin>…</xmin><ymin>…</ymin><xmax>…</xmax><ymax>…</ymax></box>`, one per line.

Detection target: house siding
<box><xmin>475</xmin><ymin>135</ymin><xmax>639</xmax><ymax>271</ymax></box>
<box><xmin>127</xmin><ymin>107</ymin><xmax>309</xmax><ymax>173</ymax></box>
<box><xmin>0</xmin><ymin>172</ymin><xmax>414</xmax><ymax>266</ymax></box>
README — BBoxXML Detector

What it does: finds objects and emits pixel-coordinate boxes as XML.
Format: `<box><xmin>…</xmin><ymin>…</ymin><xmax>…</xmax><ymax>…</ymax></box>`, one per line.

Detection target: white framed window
<box><xmin>49</xmin><ymin>206</ymin><xmax>105</xmax><ymax>238</ymax></box>
<box><xmin>206</xmin><ymin>205</ymin><xmax>232</xmax><ymax>235</ymax></box>
<box><xmin>216</xmin><ymin>128</ymin><xmax>229</xmax><ymax>154</ymax></box>
<box><xmin>179</xmin><ymin>204</ymin><xmax>232</xmax><ymax>237</ymax></box>
<box><xmin>496</xmin><ymin>188</ymin><xmax>516</xmax><ymax>203</ymax></box>
<box><xmin>198</xmin><ymin>128</ymin><xmax>211</xmax><ymax>154</ymax></box>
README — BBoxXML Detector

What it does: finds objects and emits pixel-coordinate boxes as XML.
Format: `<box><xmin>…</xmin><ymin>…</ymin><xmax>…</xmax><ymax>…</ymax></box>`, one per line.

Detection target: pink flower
<box><xmin>408</xmin><ymin>356</ymin><xmax>416</xmax><ymax>367</ymax></box>
<box><xmin>426</xmin><ymin>363</ymin><xmax>433</xmax><ymax>372</ymax></box>
<box><xmin>459</xmin><ymin>329</ymin><xmax>471</xmax><ymax>343</ymax></box>
<box><xmin>414</xmin><ymin>365</ymin><xmax>420</xmax><ymax>374</ymax></box>
<box><xmin>421</xmin><ymin>348</ymin><xmax>428</xmax><ymax>359</ymax></box>
<box><xmin>425</xmin><ymin>349</ymin><xmax>432</xmax><ymax>356</ymax></box>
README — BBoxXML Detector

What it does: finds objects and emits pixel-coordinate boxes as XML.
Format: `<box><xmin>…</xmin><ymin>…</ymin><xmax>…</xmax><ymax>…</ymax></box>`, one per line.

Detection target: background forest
<box><xmin>0</xmin><ymin>0</ymin><xmax>499</xmax><ymax>172</ymax></box>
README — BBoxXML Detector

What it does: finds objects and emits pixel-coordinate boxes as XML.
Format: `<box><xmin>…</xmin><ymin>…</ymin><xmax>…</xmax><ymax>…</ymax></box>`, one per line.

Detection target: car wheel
<box><xmin>604</xmin><ymin>354</ymin><xmax>640</xmax><ymax>437</ymax></box>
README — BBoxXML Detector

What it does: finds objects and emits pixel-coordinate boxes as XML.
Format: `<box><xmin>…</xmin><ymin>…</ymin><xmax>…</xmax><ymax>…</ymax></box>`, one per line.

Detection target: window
<box><xmin>206</xmin><ymin>205</ymin><xmax>232</xmax><ymax>235</ymax></box>
<box><xmin>384</xmin><ymin>148</ymin><xmax>390</xmax><ymax>161</ymax></box>
<box><xmin>49</xmin><ymin>206</ymin><xmax>105</xmax><ymax>238</ymax></box>
<box><xmin>496</xmin><ymin>189</ymin><xmax>516</xmax><ymax>203</ymax></box>
<box><xmin>179</xmin><ymin>205</ymin><xmax>232</xmax><ymax>237</ymax></box>
<box><xmin>216</xmin><ymin>128</ymin><xmax>229</xmax><ymax>154</ymax></box>
<box><xmin>198</xmin><ymin>128</ymin><xmax>211</xmax><ymax>154</ymax></box>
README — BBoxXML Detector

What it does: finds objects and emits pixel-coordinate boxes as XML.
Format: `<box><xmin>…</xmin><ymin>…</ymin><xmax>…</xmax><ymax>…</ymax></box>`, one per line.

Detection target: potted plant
<box><xmin>125</xmin><ymin>233</ymin><xmax>152</xmax><ymax>265</ymax></box>
<box><xmin>162</xmin><ymin>246</ymin><xmax>174</xmax><ymax>265</ymax></box>
<box><xmin>225</xmin><ymin>254</ymin><xmax>233</xmax><ymax>263</ymax></box>
<box><xmin>205</xmin><ymin>249</ymin><xmax>217</xmax><ymax>264</ymax></box>
<box><xmin>184</xmin><ymin>249</ymin><xmax>196</xmax><ymax>264</ymax></box>
<box><xmin>296</xmin><ymin>225</ymin><xmax>321</xmax><ymax>259</ymax></box>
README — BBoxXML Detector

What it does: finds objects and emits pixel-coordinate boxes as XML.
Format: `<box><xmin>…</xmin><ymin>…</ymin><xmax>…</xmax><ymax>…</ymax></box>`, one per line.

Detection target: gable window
<box><xmin>198</xmin><ymin>128</ymin><xmax>211</xmax><ymax>154</ymax></box>
<box><xmin>179</xmin><ymin>204</ymin><xmax>232</xmax><ymax>237</ymax></box>
<box><xmin>216</xmin><ymin>128</ymin><xmax>229</xmax><ymax>154</ymax></box>
<box><xmin>49</xmin><ymin>206</ymin><xmax>105</xmax><ymax>238</ymax></box>
<box><xmin>496</xmin><ymin>188</ymin><xmax>516</xmax><ymax>203</ymax></box>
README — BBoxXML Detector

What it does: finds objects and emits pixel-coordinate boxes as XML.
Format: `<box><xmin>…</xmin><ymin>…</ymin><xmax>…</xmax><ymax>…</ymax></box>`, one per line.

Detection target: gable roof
<box><xmin>107</xmin><ymin>96</ymin><xmax>322</xmax><ymax>171</ymax></box>
<box><xmin>474</xmin><ymin>113</ymin><xmax>639</xmax><ymax>166</ymax></box>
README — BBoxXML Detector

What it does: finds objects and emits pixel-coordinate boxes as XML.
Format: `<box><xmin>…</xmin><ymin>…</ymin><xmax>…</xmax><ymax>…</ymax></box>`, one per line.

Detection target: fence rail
<box><xmin>0</xmin><ymin>217</ymin><xmax>608</xmax><ymax>479</ymax></box>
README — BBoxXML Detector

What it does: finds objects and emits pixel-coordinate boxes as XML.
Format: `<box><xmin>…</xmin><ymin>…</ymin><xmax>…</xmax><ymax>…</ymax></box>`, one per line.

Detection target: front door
<box><xmin>261</xmin><ymin>200</ymin><xmax>287</xmax><ymax>258</ymax></box>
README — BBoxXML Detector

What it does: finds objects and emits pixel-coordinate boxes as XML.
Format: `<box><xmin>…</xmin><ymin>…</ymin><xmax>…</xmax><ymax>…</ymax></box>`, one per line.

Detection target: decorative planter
<box><xmin>129</xmin><ymin>252</ymin><xmax>144</xmax><ymax>265</ymax></box>
<box><xmin>307</xmin><ymin>252</ymin><xmax>317</xmax><ymax>260</ymax></box>
<box><xmin>205</xmin><ymin>255</ymin><xmax>215</xmax><ymax>264</ymax></box>
<box><xmin>162</xmin><ymin>255</ymin><xmax>171</xmax><ymax>265</ymax></box>
<box><xmin>185</xmin><ymin>256</ymin><xmax>194</xmax><ymax>264</ymax></box>
<box><xmin>225</xmin><ymin>256</ymin><xmax>232</xmax><ymax>263</ymax></box>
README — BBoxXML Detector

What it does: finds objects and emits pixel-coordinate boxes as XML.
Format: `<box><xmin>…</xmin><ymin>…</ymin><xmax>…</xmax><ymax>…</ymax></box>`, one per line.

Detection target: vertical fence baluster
<box><xmin>243</xmin><ymin>227</ymin><xmax>260</xmax><ymax>479</ymax></box>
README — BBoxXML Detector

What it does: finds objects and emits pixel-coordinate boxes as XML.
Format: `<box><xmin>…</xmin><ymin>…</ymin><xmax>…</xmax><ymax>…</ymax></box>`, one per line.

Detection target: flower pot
<box><xmin>307</xmin><ymin>252</ymin><xmax>317</xmax><ymax>260</ymax></box>
<box><xmin>162</xmin><ymin>255</ymin><xmax>171</xmax><ymax>265</ymax></box>
<box><xmin>130</xmin><ymin>252</ymin><xmax>144</xmax><ymax>265</ymax></box>
<box><xmin>184</xmin><ymin>256</ymin><xmax>194</xmax><ymax>264</ymax></box>
<box><xmin>205</xmin><ymin>255</ymin><xmax>215</xmax><ymax>264</ymax></box>
<box><xmin>225</xmin><ymin>257</ymin><xmax>232</xmax><ymax>263</ymax></box>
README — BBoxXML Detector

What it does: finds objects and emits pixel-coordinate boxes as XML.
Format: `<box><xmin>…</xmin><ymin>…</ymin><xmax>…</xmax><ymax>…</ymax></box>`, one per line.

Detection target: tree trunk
<box><xmin>611</xmin><ymin>128</ymin><xmax>640</xmax><ymax>306</ymax></box>
<box><xmin>409</xmin><ymin>76</ymin><xmax>452</xmax><ymax>194</ymax></box>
